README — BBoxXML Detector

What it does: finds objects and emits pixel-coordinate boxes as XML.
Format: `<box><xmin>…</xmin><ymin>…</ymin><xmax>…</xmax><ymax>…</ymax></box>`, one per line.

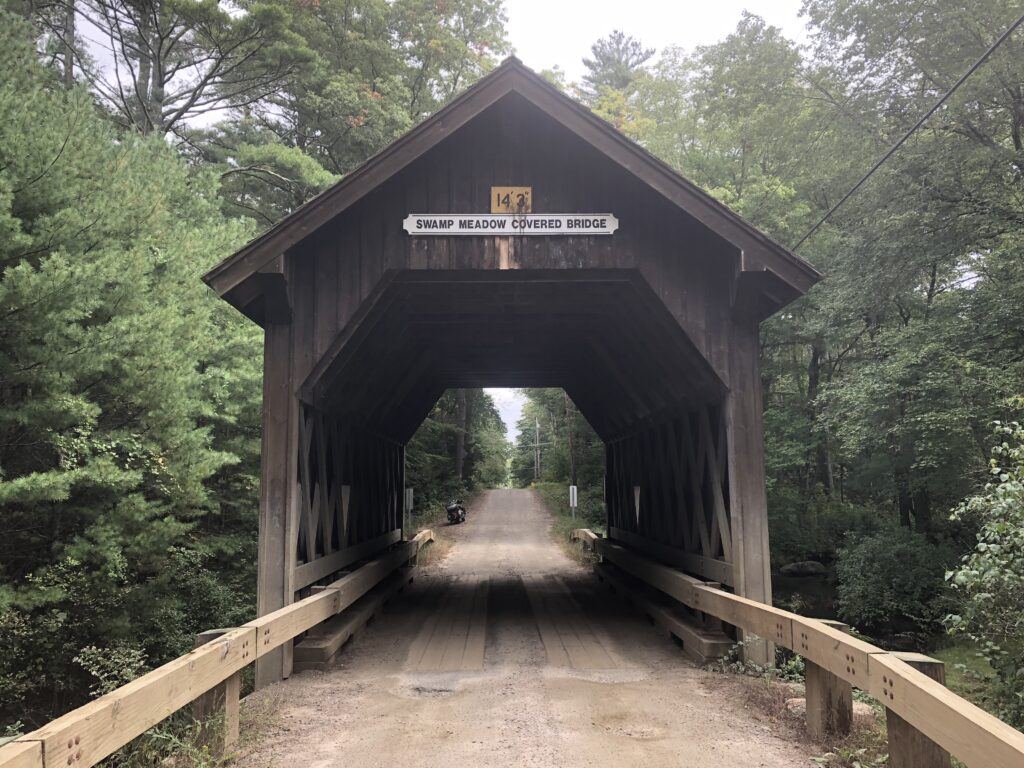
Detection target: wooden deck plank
<box><xmin>524</xmin><ymin>576</ymin><xmax>571</xmax><ymax>667</ymax></box>
<box><xmin>462</xmin><ymin>579</ymin><xmax>489</xmax><ymax>671</ymax></box>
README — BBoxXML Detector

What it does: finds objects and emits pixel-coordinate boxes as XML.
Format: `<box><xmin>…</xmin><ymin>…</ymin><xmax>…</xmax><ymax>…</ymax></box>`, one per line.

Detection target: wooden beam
<box><xmin>804</xmin><ymin>619</ymin><xmax>853</xmax><ymax>740</ymax></box>
<box><xmin>293</xmin><ymin>568</ymin><xmax>413</xmax><ymax>671</ymax></box>
<box><xmin>2</xmin><ymin>531</ymin><xmax>435</xmax><ymax>768</ymax></box>
<box><xmin>594</xmin><ymin>562</ymin><xmax>731</xmax><ymax>664</ymax></box>
<box><xmin>608</xmin><ymin>526</ymin><xmax>733</xmax><ymax>586</ymax></box>
<box><xmin>593</xmin><ymin>537</ymin><xmax>1024</xmax><ymax>768</ymax></box>
<box><xmin>17</xmin><ymin>628</ymin><xmax>254</xmax><ymax>768</ymax></box>
<box><xmin>725</xmin><ymin>312</ymin><xmax>773</xmax><ymax>665</ymax></box>
<box><xmin>255</xmin><ymin>321</ymin><xmax>293</xmax><ymax>687</ymax></box>
<box><xmin>191</xmin><ymin>629</ymin><xmax>242</xmax><ymax>756</ymax></box>
<box><xmin>291</xmin><ymin>529</ymin><xmax>402</xmax><ymax>591</ymax></box>
<box><xmin>245</xmin><ymin>540</ymin><xmax>416</xmax><ymax>656</ymax></box>
<box><xmin>0</xmin><ymin>742</ymin><xmax>41</xmax><ymax>768</ymax></box>
<box><xmin>885</xmin><ymin>653</ymin><xmax>952</xmax><ymax>768</ymax></box>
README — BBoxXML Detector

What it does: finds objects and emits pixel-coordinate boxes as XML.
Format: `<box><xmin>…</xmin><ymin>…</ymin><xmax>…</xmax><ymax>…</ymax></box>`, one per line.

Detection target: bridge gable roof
<box><xmin>203</xmin><ymin>57</ymin><xmax>820</xmax><ymax>318</ymax></box>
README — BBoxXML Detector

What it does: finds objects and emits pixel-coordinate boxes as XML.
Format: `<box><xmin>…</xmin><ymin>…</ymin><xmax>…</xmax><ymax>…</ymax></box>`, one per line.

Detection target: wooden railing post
<box><xmin>886</xmin><ymin>652</ymin><xmax>952</xmax><ymax>768</ymax></box>
<box><xmin>700</xmin><ymin>582</ymin><xmax>726</xmax><ymax>634</ymax></box>
<box><xmin>803</xmin><ymin>619</ymin><xmax>853</xmax><ymax>740</ymax></box>
<box><xmin>192</xmin><ymin>629</ymin><xmax>241</xmax><ymax>756</ymax></box>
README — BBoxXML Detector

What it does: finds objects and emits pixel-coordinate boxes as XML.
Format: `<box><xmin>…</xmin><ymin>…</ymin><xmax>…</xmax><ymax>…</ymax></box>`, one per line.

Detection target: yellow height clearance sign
<box><xmin>491</xmin><ymin>186</ymin><xmax>531</xmax><ymax>213</ymax></box>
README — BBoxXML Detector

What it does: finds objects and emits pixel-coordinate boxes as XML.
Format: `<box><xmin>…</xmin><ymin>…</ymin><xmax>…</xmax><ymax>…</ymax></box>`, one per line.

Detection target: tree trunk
<box><xmin>896</xmin><ymin>469</ymin><xmax>913</xmax><ymax>528</ymax></box>
<box><xmin>806</xmin><ymin>341</ymin><xmax>833</xmax><ymax>495</ymax></box>
<box><xmin>564</xmin><ymin>392</ymin><xmax>577</xmax><ymax>486</ymax></box>
<box><xmin>135</xmin><ymin>10</ymin><xmax>154</xmax><ymax>133</ymax></box>
<box><xmin>62</xmin><ymin>0</ymin><xmax>75</xmax><ymax>88</ymax></box>
<box><xmin>454</xmin><ymin>389</ymin><xmax>467</xmax><ymax>482</ymax></box>
<box><xmin>912</xmin><ymin>488</ymin><xmax>931</xmax><ymax>533</ymax></box>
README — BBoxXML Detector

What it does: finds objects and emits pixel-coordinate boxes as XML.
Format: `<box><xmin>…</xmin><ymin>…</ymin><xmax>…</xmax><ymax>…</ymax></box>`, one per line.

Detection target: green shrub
<box><xmin>945</xmin><ymin>420</ymin><xmax>1024</xmax><ymax>726</ymax></box>
<box><xmin>835</xmin><ymin>527</ymin><xmax>952</xmax><ymax>646</ymax></box>
<box><xmin>768</xmin><ymin>487</ymin><xmax>879</xmax><ymax>569</ymax></box>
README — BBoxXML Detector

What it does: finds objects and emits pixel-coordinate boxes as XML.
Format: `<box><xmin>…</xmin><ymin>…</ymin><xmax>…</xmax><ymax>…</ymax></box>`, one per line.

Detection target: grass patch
<box><xmin>406</xmin><ymin>491</ymin><xmax>486</xmax><ymax>567</ymax></box>
<box><xmin>932</xmin><ymin>642</ymin><xmax>999</xmax><ymax>714</ymax></box>
<box><xmin>531</xmin><ymin>482</ymin><xmax>603</xmax><ymax>564</ymax></box>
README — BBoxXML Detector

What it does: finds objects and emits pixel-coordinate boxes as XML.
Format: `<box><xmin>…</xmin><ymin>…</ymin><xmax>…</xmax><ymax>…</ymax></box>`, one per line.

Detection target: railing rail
<box><xmin>575</xmin><ymin>532</ymin><xmax>1024</xmax><ymax>768</ymax></box>
<box><xmin>0</xmin><ymin>530</ymin><xmax>433</xmax><ymax>768</ymax></box>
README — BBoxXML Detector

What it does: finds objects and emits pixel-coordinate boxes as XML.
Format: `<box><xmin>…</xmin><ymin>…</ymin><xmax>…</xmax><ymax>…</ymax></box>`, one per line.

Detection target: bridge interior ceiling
<box><xmin>301</xmin><ymin>270</ymin><xmax>727</xmax><ymax>444</ymax></box>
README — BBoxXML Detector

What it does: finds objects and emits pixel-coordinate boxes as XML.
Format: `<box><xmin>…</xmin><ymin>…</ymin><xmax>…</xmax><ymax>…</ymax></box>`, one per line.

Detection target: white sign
<box><xmin>403</xmin><ymin>213</ymin><xmax>618</xmax><ymax>236</ymax></box>
<box><xmin>569</xmin><ymin>485</ymin><xmax>578</xmax><ymax>508</ymax></box>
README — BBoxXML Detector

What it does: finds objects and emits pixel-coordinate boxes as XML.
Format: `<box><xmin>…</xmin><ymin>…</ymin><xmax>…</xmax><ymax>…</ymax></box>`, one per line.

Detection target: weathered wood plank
<box><xmin>247</xmin><ymin>541</ymin><xmax>414</xmax><ymax>656</ymax></box>
<box><xmin>595</xmin><ymin>563</ymin><xmax>731</xmax><ymax>664</ymax></box>
<box><xmin>609</xmin><ymin>526</ymin><xmax>733</xmax><ymax>586</ymax></box>
<box><xmin>293</xmin><ymin>568</ymin><xmax>413</xmax><ymax>670</ymax></box>
<box><xmin>725</xmin><ymin>312</ymin><xmax>773</xmax><ymax>665</ymax></box>
<box><xmin>256</xmin><ymin>321</ymin><xmax>293</xmax><ymax>687</ymax></box>
<box><xmin>292</xmin><ymin>529</ymin><xmax>402</xmax><ymax>591</ymax></box>
<box><xmin>570</xmin><ymin>528</ymin><xmax>599</xmax><ymax>550</ymax></box>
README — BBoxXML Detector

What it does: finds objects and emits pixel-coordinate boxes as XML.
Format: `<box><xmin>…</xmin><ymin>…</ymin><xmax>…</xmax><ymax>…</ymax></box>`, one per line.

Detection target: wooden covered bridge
<box><xmin>3</xmin><ymin>58</ymin><xmax>1023</xmax><ymax>768</ymax></box>
<box><xmin>202</xmin><ymin>55</ymin><xmax>818</xmax><ymax>683</ymax></box>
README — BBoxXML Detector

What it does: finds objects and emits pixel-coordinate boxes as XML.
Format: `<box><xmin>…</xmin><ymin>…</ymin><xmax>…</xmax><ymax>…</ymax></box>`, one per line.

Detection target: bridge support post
<box><xmin>886</xmin><ymin>653</ymin><xmax>952</xmax><ymax>768</ymax></box>
<box><xmin>192</xmin><ymin>629</ymin><xmax>242</xmax><ymax>756</ymax></box>
<box><xmin>727</xmin><ymin>315</ymin><xmax>773</xmax><ymax>666</ymax></box>
<box><xmin>256</xmin><ymin>321</ymin><xmax>299</xmax><ymax>687</ymax></box>
<box><xmin>804</xmin><ymin>619</ymin><xmax>853</xmax><ymax>739</ymax></box>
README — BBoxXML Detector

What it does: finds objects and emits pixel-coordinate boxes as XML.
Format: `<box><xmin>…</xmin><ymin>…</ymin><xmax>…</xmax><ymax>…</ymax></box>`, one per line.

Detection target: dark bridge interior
<box><xmin>300</xmin><ymin>270</ymin><xmax>725</xmax><ymax>444</ymax></box>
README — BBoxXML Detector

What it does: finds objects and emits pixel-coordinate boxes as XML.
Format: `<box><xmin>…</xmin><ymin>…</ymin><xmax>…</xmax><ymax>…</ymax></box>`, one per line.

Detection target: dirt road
<box><xmin>238</xmin><ymin>489</ymin><xmax>814</xmax><ymax>768</ymax></box>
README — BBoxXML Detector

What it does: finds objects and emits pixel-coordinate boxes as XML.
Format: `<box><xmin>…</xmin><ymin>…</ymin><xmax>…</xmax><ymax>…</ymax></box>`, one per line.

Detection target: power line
<box><xmin>792</xmin><ymin>11</ymin><xmax>1024</xmax><ymax>251</ymax></box>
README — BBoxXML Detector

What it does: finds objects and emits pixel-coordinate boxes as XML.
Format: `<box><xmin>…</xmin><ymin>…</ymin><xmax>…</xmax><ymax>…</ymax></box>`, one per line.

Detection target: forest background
<box><xmin>1</xmin><ymin>0</ymin><xmax>1022</xmax><ymax>739</ymax></box>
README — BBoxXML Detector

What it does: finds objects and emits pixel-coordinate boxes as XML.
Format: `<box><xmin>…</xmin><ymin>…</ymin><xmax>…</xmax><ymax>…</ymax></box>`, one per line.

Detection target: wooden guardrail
<box><xmin>584</xmin><ymin>533</ymin><xmax>1024</xmax><ymax>768</ymax></box>
<box><xmin>570</xmin><ymin>528</ymin><xmax>599</xmax><ymax>549</ymax></box>
<box><xmin>0</xmin><ymin>530</ymin><xmax>434</xmax><ymax>768</ymax></box>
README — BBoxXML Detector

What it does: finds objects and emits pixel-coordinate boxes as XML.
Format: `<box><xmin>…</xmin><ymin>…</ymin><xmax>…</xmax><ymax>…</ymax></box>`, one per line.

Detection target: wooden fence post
<box><xmin>804</xmin><ymin>619</ymin><xmax>853</xmax><ymax>740</ymax></box>
<box><xmin>191</xmin><ymin>629</ymin><xmax>241</xmax><ymax>756</ymax></box>
<box><xmin>886</xmin><ymin>652</ymin><xmax>952</xmax><ymax>768</ymax></box>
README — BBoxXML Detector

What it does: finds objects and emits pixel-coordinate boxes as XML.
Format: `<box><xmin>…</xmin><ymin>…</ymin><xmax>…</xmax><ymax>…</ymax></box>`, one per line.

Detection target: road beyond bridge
<box><xmin>236</xmin><ymin>489</ymin><xmax>813</xmax><ymax>768</ymax></box>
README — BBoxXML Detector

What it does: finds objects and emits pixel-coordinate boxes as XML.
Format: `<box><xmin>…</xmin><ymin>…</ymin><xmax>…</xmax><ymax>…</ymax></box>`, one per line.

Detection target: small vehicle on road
<box><xmin>446</xmin><ymin>498</ymin><xmax>467</xmax><ymax>524</ymax></box>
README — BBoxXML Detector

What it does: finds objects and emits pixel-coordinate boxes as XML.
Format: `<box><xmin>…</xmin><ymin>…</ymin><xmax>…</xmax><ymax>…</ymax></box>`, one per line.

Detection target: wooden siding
<box><xmin>298</xmin><ymin>94</ymin><xmax>738</xmax><ymax>387</ymax></box>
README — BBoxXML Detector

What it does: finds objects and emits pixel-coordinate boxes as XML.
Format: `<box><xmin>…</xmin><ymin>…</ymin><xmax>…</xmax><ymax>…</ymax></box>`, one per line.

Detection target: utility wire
<box><xmin>792</xmin><ymin>11</ymin><xmax>1024</xmax><ymax>251</ymax></box>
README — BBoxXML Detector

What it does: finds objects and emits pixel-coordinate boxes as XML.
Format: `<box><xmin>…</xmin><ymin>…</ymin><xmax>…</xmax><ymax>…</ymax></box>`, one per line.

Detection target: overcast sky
<box><xmin>504</xmin><ymin>0</ymin><xmax>808</xmax><ymax>83</ymax></box>
<box><xmin>488</xmin><ymin>1</ymin><xmax>808</xmax><ymax>441</ymax></box>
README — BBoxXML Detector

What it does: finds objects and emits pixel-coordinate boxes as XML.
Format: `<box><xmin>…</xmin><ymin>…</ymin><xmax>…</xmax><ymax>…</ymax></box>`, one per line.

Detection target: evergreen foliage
<box><xmin>510</xmin><ymin>389</ymin><xmax>605</xmax><ymax>529</ymax></box>
<box><xmin>0</xmin><ymin>0</ymin><xmax>508</xmax><ymax>732</ymax></box>
<box><xmin>406</xmin><ymin>389</ymin><xmax>510</xmax><ymax>518</ymax></box>
<box><xmin>0</xmin><ymin>14</ymin><xmax>262</xmax><ymax>728</ymax></box>
<box><xmin>2</xmin><ymin>0</ymin><xmax>1024</xmax><ymax>735</ymax></box>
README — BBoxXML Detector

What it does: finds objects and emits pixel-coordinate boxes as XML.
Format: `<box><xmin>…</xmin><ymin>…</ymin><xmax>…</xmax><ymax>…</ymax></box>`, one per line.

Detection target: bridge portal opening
<box><xmin>203</xmin><ymin>58</ymin><xmax>819</xmax><ymax>685</ymax></box>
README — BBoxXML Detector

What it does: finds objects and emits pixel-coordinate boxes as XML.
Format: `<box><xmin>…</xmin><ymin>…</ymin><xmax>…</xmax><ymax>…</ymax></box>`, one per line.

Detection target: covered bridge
<box><xmin>203</xmin><ymin>56</ymin><xmax>821</xmax><ymax>685</ymax></box>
